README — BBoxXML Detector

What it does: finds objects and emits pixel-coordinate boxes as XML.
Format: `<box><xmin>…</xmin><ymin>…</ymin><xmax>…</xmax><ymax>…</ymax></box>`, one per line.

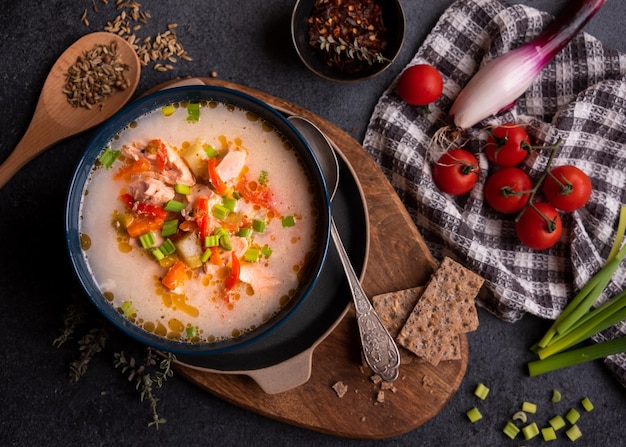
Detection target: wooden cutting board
<box><xmin>148</xmin><ymin>78</ymin><xmax>468</xmax><ymax>439</ymax></box>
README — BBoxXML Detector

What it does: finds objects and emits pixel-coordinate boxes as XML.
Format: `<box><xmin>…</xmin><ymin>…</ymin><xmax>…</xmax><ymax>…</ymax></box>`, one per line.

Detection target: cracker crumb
<box><xmin>370</xmin><ymin>374</ymin><xmax>382</xmax><ymax>385</ymax></box>
<box><xmin>376</xmin><ymin>391</ymin><xmax>385</xmax><ymax>403</ymax></box>
<box><xmin>422</xmin><ymin>374</ymin><xmax>434</xmax><ymax>387</ymax></box>
<box><xmin>332</xmin><ymin>381</ymin><xmax>348</xmax><ymax>398</ymax></box>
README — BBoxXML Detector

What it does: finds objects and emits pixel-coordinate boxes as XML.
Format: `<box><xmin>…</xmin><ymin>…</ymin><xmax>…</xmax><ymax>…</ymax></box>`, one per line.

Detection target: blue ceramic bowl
<box><xmin>65</xmin><ymin>85</ymin><xmax>331</xmax><ymax>358</ymax></box>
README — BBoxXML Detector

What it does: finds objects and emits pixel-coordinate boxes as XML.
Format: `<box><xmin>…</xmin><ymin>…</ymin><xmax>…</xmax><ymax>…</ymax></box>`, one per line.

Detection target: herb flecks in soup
<box><xmin>80</xmin><ymin>100</ymin><xmax>318</xmax><ymax>343</ymax></box>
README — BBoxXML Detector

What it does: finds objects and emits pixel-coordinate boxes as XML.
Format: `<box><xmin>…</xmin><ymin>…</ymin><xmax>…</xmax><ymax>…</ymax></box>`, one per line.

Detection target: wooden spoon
<box><xmin>0</xmin><ymin>32</ymin><xmax>141</xmax><ymax>188</ymax></box>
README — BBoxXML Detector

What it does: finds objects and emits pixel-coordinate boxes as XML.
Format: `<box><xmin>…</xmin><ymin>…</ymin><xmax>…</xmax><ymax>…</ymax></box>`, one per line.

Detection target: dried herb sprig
<box><xmin>69</xmin><ymin>324</ymin><xmax>111</xmax><ymax>381</ymax></box>
<box><xmin>318</xmin><ymin>35</ymin><xmax>389</xmax><ymax>65</ymax></box>
<box><xmin>114</xmin><ymin>348</ymin><xmax>176</xmax><ymax>429</ymax></box>
<box><xmin>53</xmin><ymin>302</ymin><xmax>88</xmax><ymax>348</ymax></box>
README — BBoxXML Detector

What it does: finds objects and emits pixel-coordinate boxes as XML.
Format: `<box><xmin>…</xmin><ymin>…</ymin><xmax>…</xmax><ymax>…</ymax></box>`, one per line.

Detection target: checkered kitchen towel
<box><xmin>363</xmin><ymin>0</ymin><xmax>626</xmax><ymax>386</ymax></box>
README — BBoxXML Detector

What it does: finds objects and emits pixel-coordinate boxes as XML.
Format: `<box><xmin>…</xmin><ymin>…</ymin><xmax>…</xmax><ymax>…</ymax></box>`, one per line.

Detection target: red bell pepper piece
<box><xmin>208</xmin><ymin>157</ymin><xmax>227</xmax><ymax>195</ymax></box>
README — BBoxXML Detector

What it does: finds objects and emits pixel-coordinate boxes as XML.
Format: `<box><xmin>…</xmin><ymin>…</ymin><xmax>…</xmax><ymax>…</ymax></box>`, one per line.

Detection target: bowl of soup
<box><xmin>65</xmin><ymin>85</ymin><xmax>331</xmax><ymax>357</ymax></box>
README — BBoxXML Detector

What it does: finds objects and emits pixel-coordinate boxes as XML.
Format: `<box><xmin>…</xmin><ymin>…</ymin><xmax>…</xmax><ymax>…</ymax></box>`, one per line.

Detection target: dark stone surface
<box><xmin>1</xmin><ymin>1</ymin><xmax>624</xmax><ymax>446</ymax></box>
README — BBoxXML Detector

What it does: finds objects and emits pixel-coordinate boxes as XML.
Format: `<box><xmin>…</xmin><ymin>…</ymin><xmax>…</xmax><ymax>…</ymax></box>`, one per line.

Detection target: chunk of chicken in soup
<box><xmin>79</xmin><ymin>101</ymin><xmax>320</xmax><ymax>343</ymax></box>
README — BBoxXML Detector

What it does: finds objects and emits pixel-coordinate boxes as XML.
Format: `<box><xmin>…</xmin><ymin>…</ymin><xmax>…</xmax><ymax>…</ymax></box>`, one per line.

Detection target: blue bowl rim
<box><xmin>65</xmin><ymin>85</ymin><xmax>331</xmax><ymax>356</ymax></box>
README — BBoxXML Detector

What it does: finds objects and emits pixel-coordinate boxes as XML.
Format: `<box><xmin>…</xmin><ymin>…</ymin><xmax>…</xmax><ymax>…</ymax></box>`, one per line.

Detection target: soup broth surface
<box><xmin>79</xmin><ymin>99</ymin><xmax>319</xmax><ymax>343</ymax></box>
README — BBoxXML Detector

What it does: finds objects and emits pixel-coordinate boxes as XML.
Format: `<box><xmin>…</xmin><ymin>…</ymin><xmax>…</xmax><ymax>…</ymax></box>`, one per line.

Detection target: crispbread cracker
<box><xmin>372</xmin><ymin>286</ymin><xmax>423</xmax><ymax>338</ymax></box>
<box><xmin>372</xmin><ymin>286</ymin><xmax>424</xmax><ymax>365</ymax></box>
<box><xmin>396</xmin><ymin>257</ymin><xmax>483</xmax><ymax>366</ymax></box>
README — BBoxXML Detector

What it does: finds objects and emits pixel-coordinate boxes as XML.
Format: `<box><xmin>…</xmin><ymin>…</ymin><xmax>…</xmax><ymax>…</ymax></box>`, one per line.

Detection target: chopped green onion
<box><xmin>549</xmin><ymin>415</ymin><xmax>566</xmax><ymax>431</ymax></box>
<box><xmin>281</xmin><ymin>215</ymin><xmax>296</xmax><ymax>227</ymax></box>
<box><xmin>528</xmin><ymin>336</ymin><xmax>626</xmax><ymax>376</ymax></box>
<box><xmin>581</xmin><ymin>397</ymin><xmax>594</xmax><ymax>412</ymax></box>
<box><xmin>238</xmin><ymin>227</ymin><xmax>252</xmax><ymax>238</ymax></box>
<box><xmin>200</xmin><ymin>248</ymin><xmax>212</xmax><ymax>263</ymax></box>
<box><xmin>232</xmin><ymin>191</ymin><xmax>242</xmax><ymax>200</ymax></box>
<box><xmin>150</xmin><ymin>247</ymin><xmax>165</xmax><ymax>260</ymax></box>
<box><xmin>164</xmin><ymin>199</ymin><xmax>185</xmax><ymax>213</ymax></box>
<box><xmin>159</xmin><ymin>239</ymin><xmax>176</xmax><ymax>256</ymax></box>
<box><xmin>186</xmin><ymin>102</ymin><xmax>200</xmax><ymax>121</ymax></box>
<box><xmin>465</xmin><ymin>407</ymin><xmax>482</xmax><ymax>423</ymax></box>
<box><xmin>502</xmin><ymin>421</ymin><xmax>520</xmax><ymax>440</ymax></box>
<box><xmin>214</xmin><ymin>227</ymin><xmax>228</xmax><ymax>237</ymax></box>
<box><xmin>261</xmin><ymin>245</ymin><xmax>272</xmax><ymax>258</ymax></box>
<box><xmin>541</xmin><ymin>426</ymin><xmax>557</xmax><ymax>441</ymax></box>
<box><xmin>204</xmin><ymin>235</ymin><xmax>220</xmax><ymax>247</ymax></box>
<box><xmin>473</xmin><ymin>383</ymin><xmax>490</xmax><ymax>400</ymax></box>
<box><xmin>551</xmin><ymin>389</ymin><xmax>562</xmax><ymax>403</ymax></box>
<box><xmin>565</xmin><ymin>425</ymin><xmax>583</xmax><ymax>442</ymax></box>
<box><xmin>212</xmin><ymin>204</ymin><xmax>230</xmax><ymax>220</ymax></box>
<box><xmin>258</xmin><ymin>170</ymin><xmax>268</xmax><ymax>185</ymax></box>
<box><xmin>512</xmin><ymin>411</ymin><xmax>527</xmax><ymax>423</ymax></box>
<box><xmin>175</xmin><ymin>183</ymin><xmax>191</xmax><ymax>195</ymax></box>
<box><xmin>161</xmin><ymin>219</ymin><xmax>179</xmax><ymax>237</ymax></box>
<box><xmin>185</xmin><ymin>326</ymin><xmax>198</xmax><ymax>337</ymax></box>
<box><xmin>204</xmin><ymin>144</ymin><xmax>218</xmax><ymax>158</ymax></box>
<box><xmin>252</xmin><ymin>219</ymin><xmax>266</xmax><ymax>233</ymax></box>
<box><xmin>219</xmin><ymin>234</ymin><xmax>232</xmax><ymax>250</ymax></box>
<box><xmin>162</xmin><ymin>104</ymin><xmax>176</xmax><ymax>116</ymax></box>
<box><xmin>521</xmin><ymin>401</ymin><xmax>537</xmax><ymax>414</ymax></box>
<box><xmin>120</xmin><ymin>301</ymin><xmax>135</xmax><ymax>316</ymax></box>
<box><xmin>244</xmin><ymin>248</ymin><xmax>260</xmax><ymax>262</ymax></box>
<box><xmin>139</xmin><ymin>232</ymin><xmax>156</xmax><ymax>248</ymax></box>
<box><xmin>98</xmin><ymin>147</ymin><xmax>120</xmax><ymax>169</ymax></box>
<box><xmin>565</xmin><ymin>408</ymin><xmax>580</xmax><ymax>424</ymax></box>
<box><xmin>222</xmin><ymin>197</ymin><xmax>237</xmax><ymax>211</ymax></box>
<box><xmin>522</xmin><ymin>422</ymin><xmax>540</xmax><ymax>440</ymax></box>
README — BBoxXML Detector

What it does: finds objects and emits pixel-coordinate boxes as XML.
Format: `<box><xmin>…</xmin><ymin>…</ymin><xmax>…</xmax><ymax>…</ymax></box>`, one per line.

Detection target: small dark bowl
<box><xmin>65</xmin><ymin>85</ymin><xmax>331</xmax><ymax>358</ymax></box>
<box><xmin>291</xmin><ymin>0</ymin><xmax>405</xmax><ymax>82</ymax></box>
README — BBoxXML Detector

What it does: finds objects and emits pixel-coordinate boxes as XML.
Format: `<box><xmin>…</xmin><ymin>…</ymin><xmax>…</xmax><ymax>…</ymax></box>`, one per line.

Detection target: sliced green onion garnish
<box><xmin>204</xmin><ymin>235</ymin><xmax>220</xmax><ymax>247</ymax></box>
<box><xmin>212</xmin><ymin>204</ymin><xmax>230</xmax><ymax>220</ymax></box>
<box><xmin>160</xmin><ymin>239</ymin><xmax>176</xmax><ymax>256</ymax></box>
<box><xmin>261</xmin><ymin>245</ymin><xmax>272</xmax><ymax>258</ymax></box>
<box><xmin>521</xmin><ymin>401</ymin><xmax>537</xmax><ymax>414</ymax></box>
<box><xmin>174</xmin><ymin>183</ymin><xmax>191</xmax><ymax>195</ymax></box>
<box><xmin>200</xmin><ymin>248</ymin><xmax>212</xmax><ymax>263</ymax></box>
<box><xmin>219</xmin><ymin>234</ymin><xmax>232</xmax><ymax>250</ymax></box>
<box><xmin>502</xmin><ymin>422</ymin><xmax>520</xmax><ymax>440</ymax></box>
<box><xmin>281</xmin><ymin>215</ymin><xmax>296</xmax><ymax>227</ymax></box>
<box><xmin>549</xmin><ymin>415</ymin><xmax>566</xmax><ymax>431</ymax></box>
<box><xmin>512</xmin><ymin>411</ymin><xmax>527</xmax><ymax>423</ymax></box>
<box><xmin>581</xmin><ymin>397</ymin><xmax>594</xmax><ymax>412</ymax></box>
<box><xmin>238</xmin><ymin>227</ymin><xmax>252</xmax><ymax>238</ymax></box>
<box><xmin>541</xmin><ymin>427</ymin><xmax>557</xmax><ymax>441</ymax></box>
<box><xmin>204</xmin><ymin>144</ymin><xmax>218</xmax><ymax>158</ymax></box>
<box><xmin>162</xmin><ymin>104</ymin><xmax>176</xmax><ymax>116</ymax></box>
<box><xmin>565</xmin><ymin>425</ymin><xmax>582</xmax><ymax>442</ymax></box>
<box><xmin>244</xmin><ymin>248</ymin><xmax>260</xmax><ymax>262</ymax></box>
<box><xmin>222</xmin><ymin>197</ymin><xmax>237</xmax><ymax>211</ymax></box>
<box><xmin>120</xmin><ymin>301</ymin><xmax>135</xmax><ymax>316</ymax></box>
<box><xmin>258</xmin><ymin>170</ymin><xmax>268</xmax><ymax>185</ymax></box>
<box><xmin>551</xmin><ymin>389</ymin><xmax>562</xmax><ymax>403</ymax></box>
<box><xmin>150</xmin><ymin>247</ymin><xmax>165</xmax><ymax>260</ymax></box>
<box><xmin>161</xmin><ymin>219</ymin><xmax>179</xmax><ymax>237</ymax></box>
<box><xmin>186</xmin><ymin>102</ymin><xmax>200</xmax><ymax>121</ymax></box>
<box><xmin>139</xmin><ymin>232</ymin><xmax>156</xmax><ymax>248</ymax></box>
<box><xmin>185</xmin><ymin>326</ymin><xmax>198</xmax><ymax>337</ymax></box>
<box><xmin>465</xmin><ymin>407</ymin><xmax>482</xmax><ymax>423</ymax></box>
<box><xmin>98</xmin><ymin>147</ymin><xmax>120</xmax><ymax>169</ymax></box>
<box><xmin>565</xmin><ymin>408</ymin><xmax>580</xmax><ymax>424</ymax></box>
<box><xmin>252</xmin><ymin>219</ymin><xmax>266</xmax><ymax>233</ymax></box>
<box><xmin>164</xmin><ymin>199</ymin><xmax>185</xmax><ymax>213</ymax></box>
<box><xmin>214</xmin><ymin>227</ymin><xmax>228</xmax><ymax>237</ymax></box>
<box><xmin>473</xmin><ymin>383</ymin><xmax>489</xmax><ymax>400</ymax></box>
<box><xmin>232</xmin><ymin>191</ymin><xmax>242</xmax><ymax>200</ymax></box>
<box><xmin>522</xmin><ymin>422</ymin><xmax>540</xmax><ymax>440</ymax></box>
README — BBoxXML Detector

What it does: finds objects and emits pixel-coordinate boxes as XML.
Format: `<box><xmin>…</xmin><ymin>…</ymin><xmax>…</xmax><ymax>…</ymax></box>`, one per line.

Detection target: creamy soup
<box><xmin>79</xmin><ymin>99</ymin><xmax>320</xmax><ymax>344</ymax></box>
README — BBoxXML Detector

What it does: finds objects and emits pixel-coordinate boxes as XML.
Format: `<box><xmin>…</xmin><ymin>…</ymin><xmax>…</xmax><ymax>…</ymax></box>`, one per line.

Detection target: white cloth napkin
<box><xmin>363</xmin><ymin>0</ymin><xmax>626</xmax><ymax>387</ymax></box>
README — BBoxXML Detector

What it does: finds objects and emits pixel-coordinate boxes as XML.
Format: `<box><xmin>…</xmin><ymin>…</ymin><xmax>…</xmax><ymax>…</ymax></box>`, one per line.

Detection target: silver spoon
<box><xmin>288</xmin><ymin>115</ymin><xmax>400</xmax><ymax>382</ymax></box>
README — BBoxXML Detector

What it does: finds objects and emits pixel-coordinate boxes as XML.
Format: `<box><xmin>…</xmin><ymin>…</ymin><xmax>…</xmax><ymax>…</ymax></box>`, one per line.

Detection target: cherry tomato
<box><xmin>432</xmin><ymin>148</ymin><xmax>479</xmax><ymax>196</ymax></box>
<box><xmin>515</xmin><ymin>202</ymin><xmax>562</xmax><ymax>250</ymax></box>
<box><xmin>485</xmin><ymin>123</ymin><xmax>532</xmax><ymax>167</ymax></box>
<box><xmin>542</xmin><ymin>165</ymin><xmax>592</xmax><ymax>212</ymax></box>
<box><xmin>484</xmin><ymin>167</ymin><xmax>532</xmax><ymax>214</ymax></box>
<box><xmin>397</xmin><ymin>64</ymin><xmax>444</xmax><ymax>106</ymax></box>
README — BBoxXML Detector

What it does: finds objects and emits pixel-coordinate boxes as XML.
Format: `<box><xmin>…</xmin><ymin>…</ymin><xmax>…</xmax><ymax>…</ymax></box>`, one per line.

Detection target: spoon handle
<box><xmin>330</xmin><ymin>219</ymin><xmax>400</xmax><ymax>382</ymax></box>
